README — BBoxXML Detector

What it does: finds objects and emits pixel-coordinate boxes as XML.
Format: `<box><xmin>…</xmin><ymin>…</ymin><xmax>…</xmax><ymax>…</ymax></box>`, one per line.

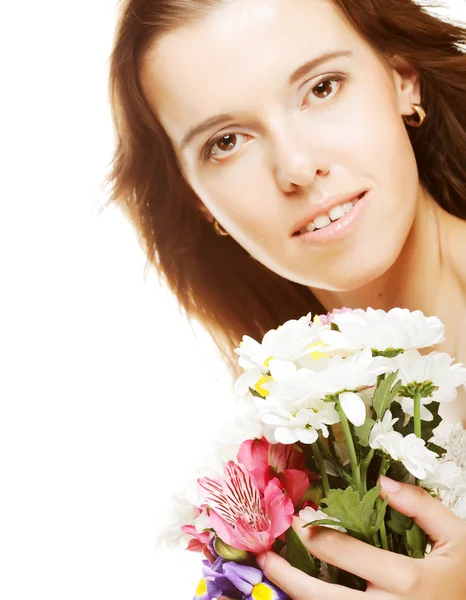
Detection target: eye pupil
<box><xmin>314</xmin><ymin>80</ymin><xmax>333</xmax><ymax>98</ymax></box>
<box><xmin>217</xmin><ymin>134</ymin><xmax>236</xmax><ymax>152</ymax></box>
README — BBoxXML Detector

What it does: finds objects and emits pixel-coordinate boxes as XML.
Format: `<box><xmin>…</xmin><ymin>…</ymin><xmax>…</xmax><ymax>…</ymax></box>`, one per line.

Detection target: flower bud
<box><xmin>213</xmin><ymin>537</ymin><xmax>251</xmax><ymax>562</ymax></box>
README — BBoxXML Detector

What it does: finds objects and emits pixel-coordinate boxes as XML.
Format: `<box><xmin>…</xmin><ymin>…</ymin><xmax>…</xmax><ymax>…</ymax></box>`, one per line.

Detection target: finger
<box><xmin>292</xmin><ymin>517</ymin><xmax>416</xmax><ymax>594</ymax></box>
<box><xmin>258</xmin><ymin>550</ymin><xmax>365</xmax><ymax>600</ymax></box>
<box><xmin>378</xmin><ymin>475</ymin><xmax>464</xmax><ymax>543</ymax></box>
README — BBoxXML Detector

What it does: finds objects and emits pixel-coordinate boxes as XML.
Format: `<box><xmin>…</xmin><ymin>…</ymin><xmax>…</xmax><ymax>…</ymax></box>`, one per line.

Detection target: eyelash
<box><xmin>202</xmin><ymin>74</ymin><xmax>347</xmax><ymax>162</ymax></box>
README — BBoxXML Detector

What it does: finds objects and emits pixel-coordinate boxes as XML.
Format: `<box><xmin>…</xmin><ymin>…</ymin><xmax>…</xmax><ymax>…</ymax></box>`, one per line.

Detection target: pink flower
<box><xmin>318</xmin><ymin>306</ymin><xmax>354</xmax><ymax>326</ymax></box>
<box><xmin>181</xmin><ymin>505</ymin><xmax>213</xmax><ymax>554</ymax></box>
<box><xmin>197</xmin><ymin>461</ymin><xmax>294</xmax><ymax>554</ymax></box>
<box><xmin>237</xmin><ymin>438</ymin><xmax>317</xmax><ymax>508</ymax></box>
<box><xmin>181</xmin><ymin>525</ymin><xmax>211</xmax><ymax>552</ymax></box>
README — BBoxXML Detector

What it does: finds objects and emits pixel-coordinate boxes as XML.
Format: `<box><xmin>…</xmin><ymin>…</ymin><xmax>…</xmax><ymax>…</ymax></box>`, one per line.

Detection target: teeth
<box><xmin>299</xmin><ymin>197</ymin><xmax>361</xmax><ymax>234</ymax></box>
<box><xmin>313</xmin><ymin>214</ymin><xmax>331</xmax><ymax>229</ymax></box>
<box><xmin>328</xmin><ymin>204</ymin><xmax>346</xmax><ymax>221</ymax></box>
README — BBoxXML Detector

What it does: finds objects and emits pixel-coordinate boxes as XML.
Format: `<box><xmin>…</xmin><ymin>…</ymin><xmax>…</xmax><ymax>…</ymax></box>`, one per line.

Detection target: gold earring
<box><xmin>213</xmin><ymin>219</ymin><xmax>230</xmax><ymax>236</ymax></box>
<box><xmin>404</xmin><ymin>103</ymin><xmax>427</xmax><ymax>128</ymax></box>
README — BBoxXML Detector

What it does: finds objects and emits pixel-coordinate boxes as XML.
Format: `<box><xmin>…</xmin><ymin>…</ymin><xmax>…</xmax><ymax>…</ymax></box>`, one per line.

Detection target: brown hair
<box><xmin>103</xmin><ymin>0</ymin><xmax>466</xmax><ymax>380</ymax></box>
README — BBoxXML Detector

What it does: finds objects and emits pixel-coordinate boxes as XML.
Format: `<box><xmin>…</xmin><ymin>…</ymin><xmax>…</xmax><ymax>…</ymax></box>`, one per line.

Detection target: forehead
<box><xmin>141</xmin><ymin>0</ymin><xmax>361</xmax><ymax>143</ymax></box>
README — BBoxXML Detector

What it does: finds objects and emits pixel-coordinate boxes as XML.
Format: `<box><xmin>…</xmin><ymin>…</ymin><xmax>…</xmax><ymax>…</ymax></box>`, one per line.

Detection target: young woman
<box><xmin>106</xmin><ymin>0</ymin><xmax>466</xmax><ymax>597</ymax></box>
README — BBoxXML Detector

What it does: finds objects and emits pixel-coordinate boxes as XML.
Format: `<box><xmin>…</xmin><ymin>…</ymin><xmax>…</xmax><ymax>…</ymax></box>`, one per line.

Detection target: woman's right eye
<box><xmin>203</xmin><ymin>132</ymin><xmax>250</xmax><ymax>161</ymax></box>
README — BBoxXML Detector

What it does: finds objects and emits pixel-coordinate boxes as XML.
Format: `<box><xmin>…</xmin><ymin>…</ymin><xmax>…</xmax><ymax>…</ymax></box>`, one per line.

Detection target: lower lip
<box><xmin>293</xmin><ymin>191</ymin><xmax>370</xmax><ymax>245</ymax></box>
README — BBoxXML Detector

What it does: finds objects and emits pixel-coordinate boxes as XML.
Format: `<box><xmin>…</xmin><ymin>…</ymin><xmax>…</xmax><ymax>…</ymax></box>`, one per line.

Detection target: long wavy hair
<box><xmin>103</xmin><ymin>0</ymin><xmax>466</xmax><ymax>379</ymax></box>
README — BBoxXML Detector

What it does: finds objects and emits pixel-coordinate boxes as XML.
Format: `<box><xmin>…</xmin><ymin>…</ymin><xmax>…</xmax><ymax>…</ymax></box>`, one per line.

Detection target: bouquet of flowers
<box><xmin>168</xmin><ymin>308</ymin><xmax>466</xmax><ymax>599</ymax></box>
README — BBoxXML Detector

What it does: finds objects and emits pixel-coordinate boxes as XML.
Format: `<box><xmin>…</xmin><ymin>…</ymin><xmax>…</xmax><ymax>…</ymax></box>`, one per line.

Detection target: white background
<box><xmin>1</xmin><ymin>1</ymin><xmax>465</xmax><ymax>599</ymax></box>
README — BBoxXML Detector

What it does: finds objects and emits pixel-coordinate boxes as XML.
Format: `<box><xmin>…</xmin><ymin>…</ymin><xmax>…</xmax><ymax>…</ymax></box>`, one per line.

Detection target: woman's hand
<box><xmin>257</xmin><ymin>476</ymin><xmax>466</xmax><ymax>599</ymax></box>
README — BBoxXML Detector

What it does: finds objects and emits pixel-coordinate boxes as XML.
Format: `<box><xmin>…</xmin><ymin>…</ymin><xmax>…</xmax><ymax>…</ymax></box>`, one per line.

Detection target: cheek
<box><xmin>190</xmin><ymin>155</ymin><xmax>276</xmax><ymax>229</ymax></box>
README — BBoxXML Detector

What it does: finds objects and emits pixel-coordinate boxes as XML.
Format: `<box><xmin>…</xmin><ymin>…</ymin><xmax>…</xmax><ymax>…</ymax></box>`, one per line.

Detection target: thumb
<box><xmin>378</xmin><ymin>474</ymin><xmax>462</xmax><ymax>543</ymax></box>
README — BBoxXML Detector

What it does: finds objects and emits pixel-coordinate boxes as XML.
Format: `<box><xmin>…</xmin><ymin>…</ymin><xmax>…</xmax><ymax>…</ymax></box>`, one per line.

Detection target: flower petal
<box><xmin>339</xmin><ymin>392</ymin><xmax>366</xmax><ymax>426</ymax></box>
<box><xmin>263</xmin><ymin>478</ymin><xmax>294</xmax><ymax>540</ymax></box>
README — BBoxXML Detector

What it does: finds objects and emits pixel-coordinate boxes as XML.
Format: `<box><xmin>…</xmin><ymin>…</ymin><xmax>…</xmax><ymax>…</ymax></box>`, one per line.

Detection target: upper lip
<box><xmin>291</xmin><ymin>189</ymin><xmax>368</xmax><ymax>236</ymax></box>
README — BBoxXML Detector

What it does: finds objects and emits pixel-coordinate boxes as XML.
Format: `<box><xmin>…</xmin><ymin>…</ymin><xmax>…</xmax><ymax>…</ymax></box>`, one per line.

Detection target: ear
<box><xmin>387</xmin><ymin>55</ymin><xmax>422</xmax><ymax>117</ymax></box>
<box><xmin>194</xmin><ymin>200</ymin><xmax>214</xmax><ymax>224</ymax></box>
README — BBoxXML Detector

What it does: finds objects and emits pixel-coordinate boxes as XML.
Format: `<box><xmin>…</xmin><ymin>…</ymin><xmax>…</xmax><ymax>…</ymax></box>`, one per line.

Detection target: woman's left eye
<box><xmin>305</xmin><ymin>75</ymin><xmax>346</xmax><ymax>104</ymax></box>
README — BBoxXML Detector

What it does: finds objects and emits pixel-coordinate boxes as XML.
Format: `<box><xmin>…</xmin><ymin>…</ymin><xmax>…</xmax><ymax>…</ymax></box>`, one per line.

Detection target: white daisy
<box><xmin>299</xmin><ymin>506</ymin><xmax>347</xmax><ymax>532</ymax></box>
<box><xmin>257</xmin><ymin>395</ymin><xmax>340</xmax><ymax>445</ymax></box>
<box><xmin>421</xmin><ymin>459</ymin><xmax>466</xmax><ymax>492</ymax></box>
<box><xmin>234</xmin><ymin>313</ymin><xmax>322</xmax><ymax>372</ymax></box>
<box><xmin>319</xmin><ymin>307</ymin><xmax>444</xmax><ymax>353</ymax></box>
<box><xmin>390</xmin><ymin>351</ymin><xmax>466</xmax><ymax>418</ymax></box>
<box><xmin>369</xmin><ymin>410</ymin><xmax>399</xmax><ymax>448</ymax></box>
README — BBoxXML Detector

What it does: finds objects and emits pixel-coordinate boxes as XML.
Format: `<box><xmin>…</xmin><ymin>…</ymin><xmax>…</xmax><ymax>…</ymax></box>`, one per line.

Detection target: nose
<box><xmin>271</xmin><ymin>123</ymin><xmax>330</xmax><ymax>192</ymax></box>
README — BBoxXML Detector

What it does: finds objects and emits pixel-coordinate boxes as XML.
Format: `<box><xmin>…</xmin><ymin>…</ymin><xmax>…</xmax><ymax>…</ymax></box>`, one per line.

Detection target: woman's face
<box><xmin>141</xmin><ymin>0</ymin><xmax>422</xmax><ymax>291</ymax></box>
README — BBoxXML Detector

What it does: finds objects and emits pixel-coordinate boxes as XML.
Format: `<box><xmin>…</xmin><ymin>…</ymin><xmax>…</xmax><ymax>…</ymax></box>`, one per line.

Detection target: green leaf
<box><xmin>405</xmin><ymin>523</ymin><xmax>425</xmax><ymax>558</ymax></box>
<box><xmin>386</xmin><ymin>507</ymin><xmax>413</xmax><ymax>536</ymax></box>
<box><xmin>319</xmin><ymin>487</ymin><xmax>383</xmax><ymax>543</ymax></box>
<box><xmin>353</xmin><ymin>418</ymin><xmax>376</xmax><ymax>447</ymax></box>
<box><xmin>422</xmin><ymin>403</ymin><xmax>443</xmax><ymax>445</ymax></box>
<box><xmin>285</xmin><ymin>527</ymin><xmax>320</xmax><ymax>577</ymax></box>
<box><xmin>372</xmin><ymin>372</ymin><xmax>402</xmax><ymax>420</ymax></box>
<box><xmin>372</xmin><ymin>495</ymin><xmax>389</xmax><ymax>531</ymax></box>
<box><xmin>304</xmin><ymin>518</ymin><xmax>343</xmax><ymax>529</ymax></box>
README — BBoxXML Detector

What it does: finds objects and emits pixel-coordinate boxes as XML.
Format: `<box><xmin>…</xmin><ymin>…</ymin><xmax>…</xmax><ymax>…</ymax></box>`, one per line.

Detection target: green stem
<box><xmin>317</xmin><ymin>438</ymin><xmax>352</xmax><ymax>485</ymax></box>
<box><xmin>413</xmin><ymin>391</ymin><xmax>422</xmax><ymax>486</ymax></box>
<box><xmin>337</xmin><ymin>401</ymin><xmax>361</xmax><ymax>497</ymax></box>
<box><xmin>327</xmin><ymin>428</ymin><xmax>338</xmax><ymax>459</ymax></box>
<box><xmin>413</xmin><ymin>391</ymin><xmax>422</xmax><ymax>439</ymax></box>
<box><xmin>360</xmin><ymin>448</ymin><xmax>375</xmax><ymax>495</ymax></box>
<box><xmin>311</xmin><ymin>441</ymin><xmax>330</xmax><ymax>497</ymax></box>
<box><xmin>377</xmin><ymin>457</ymin><xmax>390</xmax><ymax>551</ymax></box>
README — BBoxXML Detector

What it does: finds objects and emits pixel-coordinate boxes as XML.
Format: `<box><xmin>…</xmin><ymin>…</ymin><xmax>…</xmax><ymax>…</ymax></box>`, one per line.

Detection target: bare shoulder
<box><xmin>449</xmin><ymin>214</ymin><xmax>466</xmax><ymax>292</ymax></box>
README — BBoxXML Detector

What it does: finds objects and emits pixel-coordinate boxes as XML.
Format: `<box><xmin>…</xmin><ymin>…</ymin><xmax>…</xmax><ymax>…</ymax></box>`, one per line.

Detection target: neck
<box><xmin>312</xmin><ymin>188</ymin><xmax>466</xmax><ymax>423</ymax></box>
<box><xmin>312</xmin><ymin>187</ymin><xmax>466</xmax><ymax>355</ymax></box>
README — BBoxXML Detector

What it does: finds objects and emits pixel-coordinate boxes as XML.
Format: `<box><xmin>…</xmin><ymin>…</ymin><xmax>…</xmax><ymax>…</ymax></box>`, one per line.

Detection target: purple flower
<box><xmin>193</xmin><ymin>557</ymin><xmax>289</xmax><ymax>600</ymax></box>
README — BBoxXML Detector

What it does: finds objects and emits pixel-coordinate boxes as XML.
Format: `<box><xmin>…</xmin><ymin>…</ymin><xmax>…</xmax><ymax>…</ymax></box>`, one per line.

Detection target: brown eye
<box><xmin>313</xmin><ymin>79</ymin><xmax>336</xmax><ymax>99</ymax></box>
<box><xmin>204</xmin><ymin>132</ymin><xmax>249</xmax><ymax>160</ymax></box>
<box><xmin>214</xmin><ymin>134</ymin><xmax>237</xmax><ymax>153</ymax></box>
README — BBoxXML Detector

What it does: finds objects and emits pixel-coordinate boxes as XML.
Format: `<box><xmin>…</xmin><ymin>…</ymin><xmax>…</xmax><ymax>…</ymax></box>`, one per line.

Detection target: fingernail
<box><xmin>380</xmin><ymin>475</ymin><xmax>401</xmax><ymax>493</ymax></box>
<box><xmin>256</xmin><ymin>553</ymin><xmax>268</xmax><ymax>570</ymax></box>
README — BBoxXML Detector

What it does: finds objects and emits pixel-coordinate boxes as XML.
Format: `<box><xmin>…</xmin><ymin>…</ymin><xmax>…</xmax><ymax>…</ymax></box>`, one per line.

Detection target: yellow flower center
<box><xmin>254</xmin><ymin>374</ymin><xmax>271</xmax><ymax>397</ymax></box>
<box><xmin>195</xmin><ymin>578</ymin><xmax>207</xmax><ymax>597</ymax></box>
<box><xmin>305</xmin><ymin>341</ymin><xmax>327</xmax><ymax>360</ymax></box>
<box><xmin>251</xmin><ymin>582</ymin><xmax>275</xmax><ymax>600</ymax></box>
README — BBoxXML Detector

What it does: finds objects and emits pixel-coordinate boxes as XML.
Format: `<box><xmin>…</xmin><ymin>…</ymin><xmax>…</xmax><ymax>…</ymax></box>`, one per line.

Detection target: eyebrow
<box><xmin>179</xmin><ymin>49</ymin><xmax>353</xmax><ymax>151</ymax></box>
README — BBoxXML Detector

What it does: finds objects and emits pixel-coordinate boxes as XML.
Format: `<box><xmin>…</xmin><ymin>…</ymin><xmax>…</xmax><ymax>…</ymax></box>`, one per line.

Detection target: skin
<box><xmin>141</xmin><ymin>1</ymin><xmax>466</xmax><ymax>597</ymax></box>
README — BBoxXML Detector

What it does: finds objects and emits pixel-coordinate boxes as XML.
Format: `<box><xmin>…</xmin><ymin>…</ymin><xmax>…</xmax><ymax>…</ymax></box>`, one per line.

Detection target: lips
<box><xmin>291</xmin><ymin>190</ymin><xmax>368</xmax><ymax>237</ymax></box>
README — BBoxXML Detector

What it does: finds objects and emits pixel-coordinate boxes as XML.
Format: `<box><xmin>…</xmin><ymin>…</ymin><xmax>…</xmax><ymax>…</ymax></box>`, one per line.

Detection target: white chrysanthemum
<box><xmin>213</xmin><ymin>395</ymin><xmax>264</xmax><ymax>460</ymax></box>
<box><xmin>421</xmin><ymin>459</ymin><xmax>466</xmax><ymax>492</ymax></box>
<box><xmin>261</xmin><ymin>359</ymin><xmax>331</xmax><ymax>406</ymax></box>
<box><xmin>369</xmin><ymin>410</ymin><xmax>399</xmax><ymax>447</ymax></box>
<box><xmin>433</xmin><ymin>420</ymin><xmax>466</xmax><ymax>470</ymax></box>
<box><xmin>370</xmin><ymin>429</ymin><xmax>438</xmax><ymax>479</ymax></box>
<box><xmin>299</xmin><ymin>506</ymin><xmax>347</xmax><ymax>532</ymax></box>
<box><xmin>257</xmin><ymin>395</ymin><xmax>340</xmax><ymax>445</ymax></box>
<box><xmin>319</xmin><ymin>307</ymin><xmax>444</xmax><ymax>353</ymax></box>
<box><xmin>234</xmin><ymin>313</ymin><xmax>322</xmax><ymax>372</ymax></box>
<box><xmin>317</xmin><ymin>348</ymin><xmax>392</xmax><ymax>395</ymax></box>
<box><xmin>156</xmin><ymin>496</ymin><xmax>209</xmax><ymax>550</ymax></box>
<box><xmin>390</xmin><ymin>350</ymin><xmax>466</xmax><ymax>419</ymax></box>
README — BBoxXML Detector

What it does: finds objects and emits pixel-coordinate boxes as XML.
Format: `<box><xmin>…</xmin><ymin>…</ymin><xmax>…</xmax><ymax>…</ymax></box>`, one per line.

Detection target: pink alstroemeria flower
<box><xmin>181</xmin><ymin>505</ymin><xmax>213</xmax><ymax>554</ymax></box>
<box><xmin>237</xmin><ymin>437</ymin><xmax>317</xmax><ymax>508</ymax></box>
<box><xmin>197</xmin><ymin>461</ymin><xmax>294</xmax><ymax>555</ymax></box>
